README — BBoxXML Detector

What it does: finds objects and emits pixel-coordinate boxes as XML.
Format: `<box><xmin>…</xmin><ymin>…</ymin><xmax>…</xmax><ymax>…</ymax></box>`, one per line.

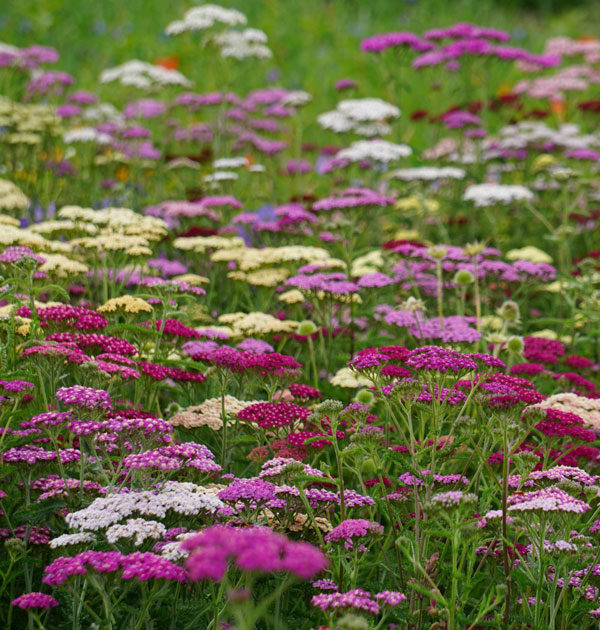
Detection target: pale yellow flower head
<box><xmin>98</xmin><ymin>295</ymin><xmax>153</xmax><ymax>314</ymax></box>
<box><xmin>39</xmin><ymin>254</ymin><xmax>88</xmax><ymax>277</ymax></box>
<box><xmin>218</xmin><ymin>312</ymin><xmax>298</xmax><ymax>336</ymax></box>
<box><xmin>172</xmin><ymin>273</ymin><xmax>209</xmax><ymax>285</ymax></box>
<box><xmin>278</xmin><ymin>289</ymin><xmax>305</xmax><ymax>305</ymax></box>
<box><xmin>330</xmin><ymin>367</ymin><xmax>372</xmax><ymax>389</ymax></box>
<box><xmin>506</xmin><ymin>246</ymin><xmax>552</xmax><ymax>264</ymax></box>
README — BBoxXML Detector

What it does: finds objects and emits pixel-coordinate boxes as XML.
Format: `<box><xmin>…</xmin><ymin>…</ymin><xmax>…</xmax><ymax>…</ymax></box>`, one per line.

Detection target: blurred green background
<box><xmin>0</xmin><ymin>0</ymin><xmax>598</xmax><ymax>96</ymax></box>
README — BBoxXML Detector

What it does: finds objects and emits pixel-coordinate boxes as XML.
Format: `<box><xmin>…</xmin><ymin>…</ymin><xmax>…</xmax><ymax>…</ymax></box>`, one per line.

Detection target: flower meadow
<box><xmin>1</xmin><ymin>2</ymin><xmax>600</xmax><ymax>629</ymax></box>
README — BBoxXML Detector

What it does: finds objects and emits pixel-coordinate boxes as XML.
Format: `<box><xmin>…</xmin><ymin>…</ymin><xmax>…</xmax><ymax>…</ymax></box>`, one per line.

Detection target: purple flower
<box><xmin>11</xmin><ymin>592</ymin><xmax>58</xmax><ymax>610</ymax></box>
<box><xmin>183</xmin><ymin>525</ymin><xmax>328</xmax><ymax>581</ymax></box>
<box><xmin>325</xmin><ymin>519</ymin><xmax>384</xmax><ymax>548</ymax></box>
<box><xmin>43</xmin><ymin>551</ymin><xmax>185</xmax><ymax>586</ymax></box>
<box><xmin>56</xmin><ymin>385</ymin><xmax>112</xmax><ymax>410</ymax></box>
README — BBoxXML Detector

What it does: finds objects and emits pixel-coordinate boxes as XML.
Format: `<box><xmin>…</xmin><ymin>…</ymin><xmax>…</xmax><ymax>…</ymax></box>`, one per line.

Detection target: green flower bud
<box><xmin>511</xmin><ymin>450</ymin><xmax>538</xmax><ymax>477</ymax></box>
<box><xmin>317</xmin><ymin>399</ymin><xmax>344</xmax><ymax>415</ymax></box>
<box><xmin>360</xmin><ymin>457</ymin><xmax>377</xmax><ymax>476</ymax></box>
<box><xmin>506</xmin><ymin>335</ymin><xmax>524</xmax><ymax>354</ymax></box>
<box><xmin>338</xmin><ymin>614</ymin><xmax>369</xmax><ymax>630</ymax></box>
<box><xmin>464</xmin><ymin>241</ymin><xmax>484</xmax><ymax>256</ymax></box>
<box><xmin>297</xmin><ymin>320</ymin><xmax>317</xmax><ymax>336</ymax></box>
<box><xmin>427</xmin><ymin>245</ymin><xmax>448</xmax><ymax>260</ymax></box>
<box><xmin>454</xmin><ymin>269</ymin><xmax>474</xmax><ymax>285</ymax></box>
<box><xmin>5</xmin><ymin>537</ymin><xmax>26</xmax><ymax>556</ymax></box>
<box><xmin>355</xmin><ymin>389</ymin><xmax>374</xmax><ymax>406</ymax></box>
<box><xmin>498</xmin><ymin>300</ymin><xmax>520</xmax><ymax>323</ymax></box>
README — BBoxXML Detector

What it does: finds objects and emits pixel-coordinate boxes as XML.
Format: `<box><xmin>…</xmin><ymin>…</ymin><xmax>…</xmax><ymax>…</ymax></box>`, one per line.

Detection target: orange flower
<box><xmin>154</xmin><ymin>56</ymin><xmax>180</xmax><ymax>70</ymax></box>
<box><xmin>550</xmin><ymin>101</ymin><xmax>567</xmax><ymax>116</ymax></box>
<box><xmin>578</xmin><ymin>35</ymin><xmax>597</xmax><ymax>42</ymax></box>
<box><xmin>116</xmin><ymin>166</ymin><xmax>130</xmax><ymax>182</ymax></box>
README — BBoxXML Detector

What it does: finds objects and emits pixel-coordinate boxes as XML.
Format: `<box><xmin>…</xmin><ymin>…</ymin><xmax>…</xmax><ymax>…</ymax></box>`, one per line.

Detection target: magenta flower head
<box><xmin>56</xmin><ymin>385</ymin><xmax>112</xmax><ymax>410</ymax></box>
<box><xmin>0</xmin><ymin>246</ymin><xmax>46</xmax><ymax>265</ymax></box>
<box><xmin>183</xmin><ymin>525</ymin><xmax>328</xmax><ymax>581</ymax></box>
<box><xmin>325</xmin><ymin>518</ymin><xmax>384</xmax><ymax>549</ymax></box>
<box><xmin>237</xmin><ymin>401</ymin><xmax>311</xmax><ymax>428</ymax></box>
<box><xmin>43</xmin><ymin>551</ymin><xmax>185</xmax><ymax>586</ymax></box>
<box><xmin>406</xmin><ymin>346</ymin><xmax>481</xmax><ymax>372</ymax></box>
<box><xmin>11</xmin><ymin>592</ymin><xmax>58</xmax><ymax>610</ymax></box>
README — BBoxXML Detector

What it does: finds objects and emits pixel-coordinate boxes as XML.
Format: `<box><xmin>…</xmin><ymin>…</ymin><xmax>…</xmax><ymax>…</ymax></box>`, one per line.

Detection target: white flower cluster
<box><xmin>212</xmin><ymin>28</ymin><xmax>272</xmax><ymax>59</ymax></box>
<box><xmin>281</xmin><ymin>91</ymin><xmax>312</xmax><ymax>107</ymax></box>
<box><xmin>0</xmin><ymin>178</ymin><xmax>29</xmax><ymax>211</ymax></box>
<box><xmin>100</xmin><ymin>60</ymin><xmax>192</xmax><ymax>89</ymax></box>
<box><xmin>491</xmin><ymin>122</ymin><xmax>600</xmax><ymax>151</ymax></box>
<box><xmin>389</xmin><ymin>166</ymin><xmax>466</xmax><ymax>181</ymax></box>
<box><xmin>106</xmin><ymin>518</ymin><xmax>167</xmax><ymax>546</ymax></box>
<box><xmin>65</xmin><ymin>481</ymin><xmax>224</xmax><ymax>531</ymax></box>
<box><xmin>213</xmin><ymin>157</ymin><xmax>249</xmax><ymax>169</ymax></box>
<box><xmin>49</xmin><ymin>532</ymin><xmax>96</xmax><ymax>549</ymax></box>
<box><xmin>82</xmin><ymin>103</ymin><xmax>124</xmax><ymax>124</ymax></box>
<box><xmin>204</xmin><ymin>171</ymin><xmax>239</xmax><ymax>184</ymax></box>
<box><xmin>160</xmin><ymin>532</ymin><xmax>199</xmax><ymax>561</ymax></box>
<box><xmin>318</xmin><ymin>98</ymin><xmax>400</xmax><ymax>136</ymax></box>
<box><xmin>337</xmin><ymin>139</ymin><xmax>412</xmax><ymax>163</ymax></box>
<box><xmin>63</xmin><ymin>127</ymin><xmax>112</xmax><ymax>145</ymax></box>
<box><xmin>165</xmin><ymin>4</ymin><xmax>247</xmax><ymax>35</ymax></box>
<box><xmin>463</xmin><ymin>183</ymin><xmax>534</xmax><ymax>206</ymax></box>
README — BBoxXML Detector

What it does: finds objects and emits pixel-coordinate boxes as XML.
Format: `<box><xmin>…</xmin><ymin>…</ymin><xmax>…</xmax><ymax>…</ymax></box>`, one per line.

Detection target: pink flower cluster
<box><xmin>182</xmin><ymin>525</ymin><xmax>328</xmax><ymax>581</ymax></box>
<box><xmin>43</xmin><ymin>551</ymin><xmax>186</xmax><ymax>585</ymax></box>
<box><xmin>237</xmin><ymin>401</ymin><xmax>311</xmax><ymax>428</ymax></box>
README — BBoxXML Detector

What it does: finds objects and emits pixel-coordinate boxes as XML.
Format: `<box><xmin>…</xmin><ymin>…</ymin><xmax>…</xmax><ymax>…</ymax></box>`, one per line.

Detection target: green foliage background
<box><xmin>0</xmin><ymin>0</ymin><xmax>598</xmax><ymax>96</ymax></box>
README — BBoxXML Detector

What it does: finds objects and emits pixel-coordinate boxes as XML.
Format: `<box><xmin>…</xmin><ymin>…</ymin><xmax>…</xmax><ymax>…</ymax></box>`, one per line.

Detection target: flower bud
<box><xmin>400</xmin><ymin>296</ymin><xmax>425</xmax><ymax>312</ymax></box>
<box><xmin>427</xmin><ymin>245</ymin><xmax>448</xmax><ymax>260</ymax></box>
<box><xmin>464</xmin><ymin>241</ymin><xmax>484</xmax><ymax>256</ymax></box>
<box><xmin>317</xmin><ymin>399</ymin><xmax>344</xmax><ymax>415</ymax></box>
<box><xmin>454</xmin><ymin>269</ymin><xmax>474</xmax><ymax>286</ymax></box>
<box><xmin>338</xmin><ymin>614</ymin><xmax>369</xmax><ymax>630</ymax></box>
<box><xmin>297</xmin><ymin>320</ymin><xmax>317</xmax><ymax>336</ymax></box>
<box><xmin>498</xmin><ymin>300</ymin><xmax>520</xmax><ymax>323</ymax></box>
<box><xmin>355</xmin><ymin>389</ymin><xmax>374</xmax><ymax>406</ymax></box>
<box><xmin>360</xmin><ymin>457</ymin><xmax>377</xmax><ymax>476</ymax></box>
<box><xmin>506</xmin><ymin>335</ymin><xmax>524</xmax><ymax>354</ymax></box>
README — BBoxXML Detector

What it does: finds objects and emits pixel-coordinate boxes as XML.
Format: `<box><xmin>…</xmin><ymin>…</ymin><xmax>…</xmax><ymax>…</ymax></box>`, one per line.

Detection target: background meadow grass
<box><xmin>1</xmin><ymin>1</ymin><xmax>599</xmax><ymax>157</ymax></box>
<box><xmin>1</xmin><ymin>0</ymin><xmax>598</xmax><ymax>97</ymax></box>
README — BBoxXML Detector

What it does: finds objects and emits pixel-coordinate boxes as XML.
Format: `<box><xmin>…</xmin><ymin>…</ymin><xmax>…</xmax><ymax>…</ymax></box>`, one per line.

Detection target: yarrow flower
<box><xmin>237</xmin><ymin>401</ymin><xmax>311</xmax><ymax>428</ymax></box>
<box><xmin>324</xmin><ymin>518</ymin><xmax>384</xmax><ymax>549</ymax></box>
<box><xmin>43</xmin><ymin>551</ymin><xmax>186</xmax><ymax>585</ymax></box>
<box><xmin>182</xmin><ymin>525</ymin><xmax>328</xmax><ymax>581</ymax></box>
<box><xmin>11</xmin><ymin>592</ymin><xmax>58</xmax><ymax>610</ymax></box>
<box><xmin>56</xmin><ymin>385</ymin><xmax>112</xmax><ymax>410</ymax></box>
<box><xmin>311</xmin><ymin>588</ymin><xmax>406</xmax><ymax>615</ymax></box>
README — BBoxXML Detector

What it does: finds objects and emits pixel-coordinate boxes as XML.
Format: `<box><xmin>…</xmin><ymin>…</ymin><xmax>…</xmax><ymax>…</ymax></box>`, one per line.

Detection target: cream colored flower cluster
<box><xmin>173</xmin><ymin>235</ymin><xmax>245</xmax><ymax>253</ymax></box>
<box><xmin>532</xmin><ymin>393</ymin><xmax>600</xmax><ymax>431</ymax></box>
<box><xmin>0</xmin><ymin>179</ymin><xmax>29</xmax><ymax>212</ymax></box>
<box><xmin>54</xmin><ymin>206</ymin><xmax>167</xmax><ymax>258</ymax></box>
<box><xmin>278</xmin><ymin>289</ymin><xmax>305</xmax><ymax>305</ymax></box>
<box><xmin>351</xmin><ymin>250</ymin><xmax>385</xmax><ymax>277</ymax></box>
<box><xmin>169</xmin><ymin>396</ymin><xmax>262</xmax><ymax>430</ymax></box>
<box><xmin>0</xmin><ymin>97</ymin><xmax>61</xmax><ymax>147</ymax></box>
<box><xmin>329</xmin><ymin>367</ymin><xmax>372</xmax><ymax>388</ymax></box>
<box><xmin>218</xmin><ymin>311</ymin><xmax>298</xmax><ymax>336</ymax></box>
<box><xmin>212</xmin><ymin>245</ymin><xmax>331</xmax><ymax>271</ymax></box>
<box><xmin>0</xmin><ymin>220</ymin><xmax>88</xmax><ymax>276</ymax></box>
<box><xmin>228</xmin><ymin>267</ymin><xmax>290</xmax><ymax>287</ymax></box>
<box><xmin>39</xmin><ymin>254</ymin><xmax>89</xmax><ymax>277</ymax></box>
<box><xmin>172</xmin><ymin>273</ymin><xmax>209</xmax><ymax>286</ymax></box>
<box><xmin>98</xmin><ymin>295</ymin><xmax>153</xmax><ymax>314</ymax></box>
